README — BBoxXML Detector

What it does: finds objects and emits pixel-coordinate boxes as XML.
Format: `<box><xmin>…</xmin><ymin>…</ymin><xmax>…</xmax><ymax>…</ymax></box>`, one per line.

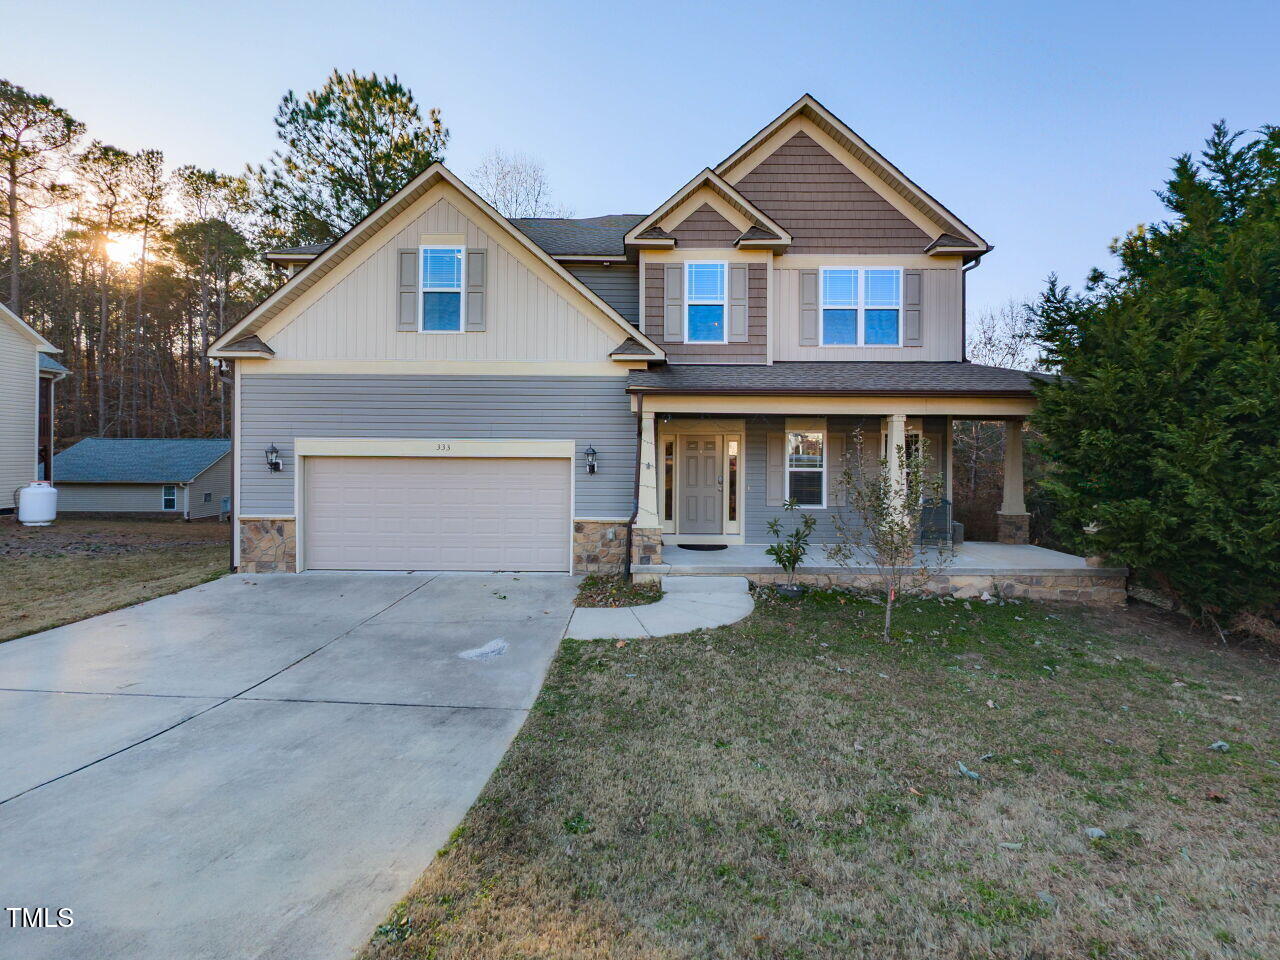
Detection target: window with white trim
<box><xmin>820</xmin><ymin>267</ymin><xmax>902</xmax><ymax>346</ymax></box>
<box><xmin>786</xmin><ymin>431</ymin><xmax>825</xmax><ymax>507</ymax></box>
<box><xmin>420</xmin><ymin>246</ymin><xmax>465</xmax><ymax>332</ymax></box>
<box><xmin>686</xmin><ymin>262</ymin><xmax>726</xmax><ymax>343</ymax></box>
<box><xmin>162</xmin><ymin>484</ymin><xmax>178</xmax><ymax>511</ymax></box>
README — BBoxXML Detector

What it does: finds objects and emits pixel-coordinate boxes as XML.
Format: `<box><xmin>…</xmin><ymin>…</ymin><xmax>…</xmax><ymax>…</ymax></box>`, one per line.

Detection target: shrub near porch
<box><xmin>363</xmin><ymin>593</ymin><xmax>1278</xmax><ymax>959</ymax></box>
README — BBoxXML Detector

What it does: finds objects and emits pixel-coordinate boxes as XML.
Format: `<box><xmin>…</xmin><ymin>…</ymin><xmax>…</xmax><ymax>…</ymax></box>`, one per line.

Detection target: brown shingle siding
<box><xmin>643</xmin><ymin>261</ymin><xmax>768</xmax><ymax>364</ymax></box>
<box><xmin>668</xmin><ymin>203</ymin><xmax>739</xmax><ymax>248</ymax></box>
<box><xmin>733</xmin><ymin>131</ymin><xmax>932</xmax><ymax>254</ymax></box>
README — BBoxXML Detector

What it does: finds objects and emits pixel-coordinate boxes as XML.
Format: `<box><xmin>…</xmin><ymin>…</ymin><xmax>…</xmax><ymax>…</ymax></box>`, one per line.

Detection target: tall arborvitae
<box><xmin>1031</xmin><ymin>122</ymin><xmax>1280</xmax><ymax>623</ymax></box>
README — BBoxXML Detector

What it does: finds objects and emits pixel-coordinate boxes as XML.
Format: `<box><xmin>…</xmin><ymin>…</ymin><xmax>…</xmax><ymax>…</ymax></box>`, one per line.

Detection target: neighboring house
<box><xmin>52</xmin><ymin>438</ymin><xmax>232</xmax><ymax>520</ymax></box>
<box><xmin>1</xmin><ymin>301</ymin><xmax>67</xmax><ymax>513</ymax></box>
<box><xmin>210</xmin><ymin>94</ymin><xmax>1041</xmax><ymax>575</ymax></box>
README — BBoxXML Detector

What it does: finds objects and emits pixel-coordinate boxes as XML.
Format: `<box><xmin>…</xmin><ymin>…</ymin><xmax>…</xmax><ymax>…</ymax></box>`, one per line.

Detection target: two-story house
<box><xmin>209</xmin><ymin>95</ymin><xmax>1047</xmax><ymax>580</ymax></box>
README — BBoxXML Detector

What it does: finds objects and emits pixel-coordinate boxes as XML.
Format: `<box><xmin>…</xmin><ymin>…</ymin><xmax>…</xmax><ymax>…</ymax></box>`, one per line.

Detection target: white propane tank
<box><xmin>18</xmin><ymin>481</ymin><xmax>58</xmax><ymax>526</ymax></box>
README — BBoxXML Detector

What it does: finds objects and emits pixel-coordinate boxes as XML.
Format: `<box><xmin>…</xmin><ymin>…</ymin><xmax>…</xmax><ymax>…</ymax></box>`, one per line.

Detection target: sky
<box><xmin>5</xmin><ymin>0</ymin><xmax>1278</xmax><ymax>317</ymax></box>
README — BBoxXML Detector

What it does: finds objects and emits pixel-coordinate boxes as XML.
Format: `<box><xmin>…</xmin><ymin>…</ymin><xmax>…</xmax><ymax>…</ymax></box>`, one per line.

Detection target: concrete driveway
<box><xmin>0</xmin><ymin>571</ymin><xmax>576</xmax><ymax>960</ymax></box>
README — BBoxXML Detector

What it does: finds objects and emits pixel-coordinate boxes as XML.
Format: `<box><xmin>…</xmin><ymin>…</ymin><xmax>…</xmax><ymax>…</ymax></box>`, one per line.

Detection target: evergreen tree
<box><xmin>250</xmin><ymin>70</ymin><xmax>448</xmax><ymax>245</ymax></box>
<box><xmin>1031</xmin><ymin>122</ymin><xmax>1280</xmax><ymax>623</ymax></box>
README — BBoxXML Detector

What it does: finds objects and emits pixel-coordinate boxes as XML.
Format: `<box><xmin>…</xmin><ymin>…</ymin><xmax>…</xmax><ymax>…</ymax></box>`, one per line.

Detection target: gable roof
<box><xmin>209</xmin><ymin>163</ymin><xmax>663</xmax><ymax>359</ymax></box>
<box><xmin>714</xmin><ymin>94</ymin><xmax>989</xmax><ymax>253</ymax></box>
<box><xmin>625</xmin><ymin>169</ymin><xmax>792</xmax><ymax>249</ymax></box>
<box><xmin>53</xmin><ymin>438</ymin><xmax>231</xmax><ymax>484</ymax></box>
<box><xmin>0</xmin><ymin>301</ymin><xmax>60</xmax><ymax>354</ymax></box>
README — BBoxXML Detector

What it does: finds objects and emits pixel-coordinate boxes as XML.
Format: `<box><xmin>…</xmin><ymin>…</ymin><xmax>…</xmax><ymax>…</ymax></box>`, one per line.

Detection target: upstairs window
<box><xmin>421</xmin><ymin>246</ymin><xmax>465</xmax><ymax>332</ymax></box>
<box><xmin>864</xmin><ymin>268</ymin><xmax>902</xmax><ymax>345</ymax></box>
<box><xmin>818</xmin><ymin>267</ymin><xmax>902</xmax><ymax>346</ymax></box>
<box><xmin>821</xmin><ymin>268</ymin><xmax>858</xmax><ymax>344</ymax></box>
<box><xmin>686</xmin><ymin>262</ymin><xmax>726</xmax><ymax>343</ymax></box>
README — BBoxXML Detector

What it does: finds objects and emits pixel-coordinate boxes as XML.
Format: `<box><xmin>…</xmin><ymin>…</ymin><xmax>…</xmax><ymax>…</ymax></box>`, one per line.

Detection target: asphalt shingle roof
<box><xmin>628</xmin><ymin>362</ymin><xmax>1049</xmax><ymax>396</ymax></box>
<box><xmin>266</xmin><ymin>243</ymin><xmax>331</xmax><ymax>258</ymax></box>
<box><xmin>508</xmin><ymin>215</ymin><xmax>645</xmax><ymax>257</ymax></box>
<box><xmin>39</xmin><ymin>353</ymin><xmax>70</xmax><ymax>375</ymax></box>
<box><xmin>53</xmin><ymin>438</ymin><xmax>231</xmax><ymax>484</ymax></box>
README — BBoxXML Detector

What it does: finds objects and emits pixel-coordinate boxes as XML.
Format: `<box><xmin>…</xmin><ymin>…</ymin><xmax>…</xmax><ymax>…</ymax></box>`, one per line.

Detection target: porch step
<box><xmin>564</xmin><ymin>575</ymin><xmax>753</xmax><ymax>640</ymax></box>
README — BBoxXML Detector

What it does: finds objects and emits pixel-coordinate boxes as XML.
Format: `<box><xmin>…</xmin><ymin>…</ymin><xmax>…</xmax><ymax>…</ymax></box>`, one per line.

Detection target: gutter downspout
<box><xmin>220</xmin><ymin>359</ymin><xmax>236</xmax><ymax>573</ymax></box>
<box><xmin>624</xmin><ymin>391</ymin><xmax>642</xmax><ymax>579</ymax></box>
<box><xmin>960</xmin><ymin>252</ymin><xmax>987</xmax><ymax>363</ymax></box>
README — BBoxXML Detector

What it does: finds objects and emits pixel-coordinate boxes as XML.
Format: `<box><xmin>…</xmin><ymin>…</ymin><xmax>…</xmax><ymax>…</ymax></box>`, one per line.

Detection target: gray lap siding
<box><xmin>743</xmin><ymin>416</ymin><xmax>947</xmax><ymax>542</ymax></box>
<box><xmin>239</xmin><ymin>375</ymin><xmax>637</xmax><ymax>518</ymax></box>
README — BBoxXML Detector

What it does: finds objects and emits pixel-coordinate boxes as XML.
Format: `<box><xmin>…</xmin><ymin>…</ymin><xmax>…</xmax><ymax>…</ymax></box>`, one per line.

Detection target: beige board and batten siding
<box><xmin>643</xmin><ymin>261</ymin><xmax>768</xmax><ymax>364</ymax></box>
<box><xmin>265</xmin><ymin>196</ymin><xmax>622</xmax><ymax>362</ymax></box>
<box><xmin>56</xmin><ymin>483</ymin><xmax>186</xmax><ymax>515</ymax></box>
<box><xmin>0</xmin><ymin>316</ymin><xmax>37</xmax><ymax>503</ymax></box>
<box><xmin>186</xmin><ymin>453</ymin><xmax>232</xmax><ymax>519</ymax></box>
<box><xmin>729</xmin><ymin>130</ymin><xmax>933</xmax><ymax>254</ymax></box>
<box><xmin>773</xmin><ymin>266</ymin><xmax>962</xmax><ymax>362</ymax></box>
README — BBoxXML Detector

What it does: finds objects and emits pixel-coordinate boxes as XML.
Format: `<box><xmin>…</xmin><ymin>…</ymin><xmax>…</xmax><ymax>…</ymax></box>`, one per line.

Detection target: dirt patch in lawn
<box><xmin>575</xmin><ymin>574</ymin><xmax>662</xmax><ymax>608</ymax></box>
<box><xmin>361</xmin><ymin>592</ymin><xmax>1279</xmax><ymax>960</ymax></box>
<box><xmin>0</xmin><ymin>516</ymin><xmax>229</xmax><ymax>642</ymax></box>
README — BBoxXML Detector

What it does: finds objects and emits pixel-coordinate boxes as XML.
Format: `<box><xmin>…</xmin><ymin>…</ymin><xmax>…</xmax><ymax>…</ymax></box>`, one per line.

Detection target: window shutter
<box><xmin>663</xmin><ymin>263</ymin><xmax>684</xmax><ymax>342</ymax></box>
<box><xmin>465</xmin><ymin>249</ymin><xmax>487</xmax><ymax>331</ymax></box>
<box><xmin>766</xmin><ymin>432</ymin><xmax>785</xmax><ymax>506</ymax></box>
<box><xmin>799</xmin><ymin>269</ymin><xmax>819</xmax><ymax>346</ymax></box>
<box><xmin>397</xmin><ymin>249</ymin><xmax>418</xmax><ymax>332</ymax></box>
<box><xmin>903</xmin><ymin>269</ymin><xmax>923</xmax><ymax>347</ymax></box>
<box><xmin>728</xmin><ymin>264</ymin><xmax>749</xmax><ymax>342</ymax></box>
<box><xmin>828</xmin><ymin>431</ymin><xmax>845</xmax><ymax>506</ymax></box>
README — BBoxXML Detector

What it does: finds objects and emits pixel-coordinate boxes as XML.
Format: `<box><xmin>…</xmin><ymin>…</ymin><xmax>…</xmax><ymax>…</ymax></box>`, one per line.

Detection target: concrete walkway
<box><xmin>565</xmin><ymin>576</ymin><xmax>754</xmax><ymax>640</ymax></box>
<box><xmin>0</xmin><ymin>571</ymin><xmax>577</xmax><ymax>960</ymax></box>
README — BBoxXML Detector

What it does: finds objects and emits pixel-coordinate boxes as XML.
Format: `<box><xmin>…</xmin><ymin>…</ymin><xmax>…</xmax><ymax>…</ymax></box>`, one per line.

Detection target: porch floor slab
<box><xmin>650</xmin><ymin>541</ymin><xmax>1126</xmax><ymax>577</ymax></box>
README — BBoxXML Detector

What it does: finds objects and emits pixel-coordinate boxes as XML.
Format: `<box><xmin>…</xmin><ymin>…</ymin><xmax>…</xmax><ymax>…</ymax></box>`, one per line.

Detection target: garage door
<box><xmin>303</xmin><ymin>457</ymin><xmax>571</xmax><ymax>571</ymax></box>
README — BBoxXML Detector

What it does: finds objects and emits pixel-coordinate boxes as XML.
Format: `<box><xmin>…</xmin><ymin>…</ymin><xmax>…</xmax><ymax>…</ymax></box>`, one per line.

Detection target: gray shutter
<box><xmin>903</xmin><ymin>268</ymin><xmax>923</xmax><ymax>347</ymax></box>
<box><xmin>728</xmin><ymin>264</ymin><xmax>749</xmax><ymax>342</ymax></box>
<box><xmin>799</xmin><ymin>269</ymin><xmax>819</xmax><ymax>346</ymax></box>
<box><xmin>465</xmin><ymin>249</ymin><xmax>486</xmax><ymax>331</ymax></box>
<box><xmin>766</xmin><ymin>432</ymin><xmax>785</xmax><ymax>506</ymax></box>
<box><xmin>397</xmin><ymin>249</ymin><xmax>418</xmax><ymax>332</ymax></box>
<box><xmin>828</xmin><ymin>431</ymin><xmax>845</xmax><ymax>506</ymax></box>
<box><xmin>663</xmin><ymin>263</ymin><xmax>684</xmax><ymax>342</ymax></box>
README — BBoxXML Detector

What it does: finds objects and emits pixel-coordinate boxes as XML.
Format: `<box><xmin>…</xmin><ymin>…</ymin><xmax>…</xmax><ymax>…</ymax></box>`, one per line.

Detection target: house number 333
<box><xmin>435</xmin><ymin>443</ymin><xmax>452</xmax><ymax>452</ymax></box>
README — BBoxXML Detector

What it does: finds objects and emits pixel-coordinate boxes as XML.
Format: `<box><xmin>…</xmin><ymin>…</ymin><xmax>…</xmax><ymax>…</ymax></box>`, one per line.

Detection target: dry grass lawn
<box><xmin>362</xmin><ymin>590</ymin><xmax>1278</xmax><ymax>960</ymax></box>
<box><xmin>0</xmin><ymin>516</ymin><xmax>228</xmax><ymax>642</ymax></box>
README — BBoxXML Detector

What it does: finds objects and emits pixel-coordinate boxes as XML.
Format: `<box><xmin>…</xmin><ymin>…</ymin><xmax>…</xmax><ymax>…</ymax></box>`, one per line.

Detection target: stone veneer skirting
<box><xmin>573</xmin><ymin>521</ymin><xmax>628</xmax><ymax>574</ymax></box>
<box><xmin>239</xmin><ymin>518</ymin><xmax>296</xmax><ymax>573</ymax></box>
<box><xmin>634</xmin><ymin>569</ymin><xmax>1127</xmax><ymax>607</ymax></box>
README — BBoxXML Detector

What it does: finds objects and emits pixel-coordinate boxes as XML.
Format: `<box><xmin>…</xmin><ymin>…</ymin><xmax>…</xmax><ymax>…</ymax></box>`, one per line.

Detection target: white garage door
<box><xmin>303</xmin><ymin>456</ymin><xmax>571</xmax><ymax>571</ymax></box>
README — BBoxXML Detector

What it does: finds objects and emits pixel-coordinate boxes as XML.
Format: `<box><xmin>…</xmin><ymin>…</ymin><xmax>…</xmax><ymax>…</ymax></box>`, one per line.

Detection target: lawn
<box><xmin>362</xmin><ymin>590</ymin><xmax>1278</xmax><ymax>960</ymax></box>
<box><xmin>0</xmin><ymin>516</ymin><xmax>229</xmax><ymax>642</ymax></box>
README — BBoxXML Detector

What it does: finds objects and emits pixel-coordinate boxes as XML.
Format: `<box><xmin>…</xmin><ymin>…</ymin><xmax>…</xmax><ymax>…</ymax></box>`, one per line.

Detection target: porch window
<box><xmin>820</xmin><ymin>268</ymin><xmax>858</xmax><ymax>344</ymax></box>
<box><xmin>863</xmin><ymin>268</ymin><xmax>901</xmax><ymax>345</ymax></box>
<box><xmin>685</xmin><ymin>262</ymin><xmax>726</xmax><ymax>342</ymax></box>
<box><xmin>786</xmin><ymin>431</ymin><xmax>825</xmax><ymax>507</ymax></box>
<box><xmin>162</xmin><ymin>484</ymin><xmax>178</xmax><ymax>511</ymax></box>
<box><xmin>421</xmin><ymin>246</ymin><xmax>465</xmax><ymax>332</ymax></box>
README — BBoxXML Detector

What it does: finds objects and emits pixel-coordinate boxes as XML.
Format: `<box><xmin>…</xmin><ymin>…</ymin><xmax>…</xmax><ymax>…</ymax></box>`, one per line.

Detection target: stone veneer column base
<box><xmin>996</xmin><ymin>512</ymin><xmax>1031</xmax><ymax>544</ymax></box>
<box><xmin>629</xmin><ymin>526</ymin><xmax>664</xmax><ymax>570</ymax></box>
<box><xmin>573</xmin><ymin>521</ymin><xmax>628</xmax><ymax>574</ymax></box>
<box><xmin>239</xmin><ymin>518</ymin><xmax>297</xmax><ymax>573</ymax></box>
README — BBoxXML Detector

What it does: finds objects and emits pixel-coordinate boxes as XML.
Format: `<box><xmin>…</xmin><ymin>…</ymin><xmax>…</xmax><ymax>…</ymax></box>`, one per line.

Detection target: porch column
<box><xmin>997</xmin><ymin>418</ymin><xmax>1030</xmax><ymax>543</ymax></box>
<box><xmin>631</xmin><ymin>408</ymin><xmax>664</xmax><ymax>568</ymax></box>
<box><xmin>885</xmin><ymin>413</ymin><xmax>907</xmax><ymax>494</ymax></box>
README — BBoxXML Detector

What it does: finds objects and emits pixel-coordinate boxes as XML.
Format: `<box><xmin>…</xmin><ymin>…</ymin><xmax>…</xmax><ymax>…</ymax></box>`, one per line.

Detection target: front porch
<box><xmin>634</xmin><ymin>540</ymin><xmax>1128</xmax><ymax>605</ymax></box>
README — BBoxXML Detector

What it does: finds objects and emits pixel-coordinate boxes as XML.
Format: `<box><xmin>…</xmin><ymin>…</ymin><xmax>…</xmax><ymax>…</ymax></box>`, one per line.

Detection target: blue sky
<box><xmin>5</xmin><ymin>0</ymin><xmax>1278</xmax><ymax>316</ymax></box>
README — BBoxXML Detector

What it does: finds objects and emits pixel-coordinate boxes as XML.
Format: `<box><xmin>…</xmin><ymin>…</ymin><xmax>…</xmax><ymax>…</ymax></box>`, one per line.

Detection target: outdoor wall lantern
<box><xmin>583</xmin><ymin>445</ymin><xmax>598</xmax><ymax>475</ymax></box>
<box><xmin>265</xmin><ymin>444</ymin><xmax>283</xmax><ymax>472</ymax></box>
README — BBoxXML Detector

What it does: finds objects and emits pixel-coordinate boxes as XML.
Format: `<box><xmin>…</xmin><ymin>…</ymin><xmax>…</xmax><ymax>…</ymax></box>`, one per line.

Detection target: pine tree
<box><xmin>1031</xmin><ymin>122</ymin><xmax>1280</xmax><ymax>623</ymax></box>
<box><xmin>250</xmin><ymin>70</ymin><xmax>448</xmax><ymax>245</ymax></box>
